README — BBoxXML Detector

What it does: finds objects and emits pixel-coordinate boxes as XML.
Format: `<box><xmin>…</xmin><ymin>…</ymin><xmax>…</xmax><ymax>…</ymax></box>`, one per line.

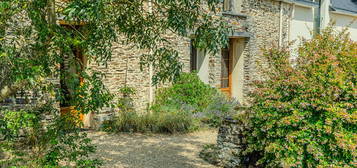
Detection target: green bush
<box><xmin>0</xmin><ymin>105</ymin><xmax>101</xmax><ymax>167</ymax></box>
<box><xmin>152</xmin><ymin>72</ymin><xmax>238</xmax><ymax>127</ymax></box>
<box><xmin>245</xmin><ymin>27</ymin><xmax>356</xmax><ymax>167</ymax></box>
<box><xmin>103</xmin><ymin>73</ymin><xmax>238</xmax><ymax>134</ymax></box>
<box><xmin>150</xmin><ymin>104</ymin><xmax>200</xmax><ymax>133</ymax></box>
<box><xmin>153</xmin><ymin>72</ymin><xmax>218</xmax><ymax>113</ymax></box>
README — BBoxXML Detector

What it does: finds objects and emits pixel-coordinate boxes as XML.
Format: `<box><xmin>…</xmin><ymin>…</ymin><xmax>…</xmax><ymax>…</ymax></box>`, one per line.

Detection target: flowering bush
<box><xmin>246</xmin><ymin>27</ymin><xmax>356</xmax><ymax>167</ymax></box>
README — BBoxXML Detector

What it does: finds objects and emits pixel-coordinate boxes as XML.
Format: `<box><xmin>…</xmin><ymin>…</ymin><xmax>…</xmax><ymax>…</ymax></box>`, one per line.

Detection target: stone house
<box><xmin>91</xmin><ymin>0</ymin><xmax>356</xmax><ymax>123</ymax></box>
<box><xmin>2</xmin><ymin>0</ymin><xmax>356</xmax><ymax>127</ymax></box>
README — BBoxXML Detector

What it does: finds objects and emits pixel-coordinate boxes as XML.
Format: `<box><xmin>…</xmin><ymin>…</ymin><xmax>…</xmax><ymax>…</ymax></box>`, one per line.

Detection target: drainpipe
<box><xmin>314</xmin><ymin>0</ymin><xmax>321</xmax><ymax>34</ymax></box>
<box><xmin>320</xmin><ymin>0</ymin><xmax>330</xmax><ymax>29</ymax></box>
<box><xmin>149</xmin><ymin>64</ymin><xmax>153</xmax><ymax>105</ymax></box>
<box><xmin>148</xmin><ymin>0</ymin><xmax>154</xmax><ymax>105</ymax></box>
<box><xmin>289</xmin><ymin>3</ymin><xmax>295</xmax><ymax>42</ymax></box>
<box><xmin>279</xmin><ymin>1</ymin><xmax>283</xmax><ymax>47</ymax></box>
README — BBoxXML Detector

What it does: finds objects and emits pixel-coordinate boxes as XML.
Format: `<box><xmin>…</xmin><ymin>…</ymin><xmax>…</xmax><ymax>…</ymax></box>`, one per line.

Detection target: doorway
<box><xmin>220</xmin><ymin>40</ymin><xmax>233</xmax><ymax>97</ymax></box>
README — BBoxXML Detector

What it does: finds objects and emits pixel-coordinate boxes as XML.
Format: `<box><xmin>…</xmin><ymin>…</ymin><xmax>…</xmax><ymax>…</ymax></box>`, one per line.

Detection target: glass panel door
<box><xmin>220</xmin><ymin>40</ymin><xmax>232</xmax><ymax>96</ymax></box>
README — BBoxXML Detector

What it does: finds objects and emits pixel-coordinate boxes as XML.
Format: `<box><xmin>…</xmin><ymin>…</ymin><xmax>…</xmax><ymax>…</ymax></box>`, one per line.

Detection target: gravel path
<box><xmin>88</xmin><ymin>129</ymin><xmax>218</xmax><ymax>168</ymax></box>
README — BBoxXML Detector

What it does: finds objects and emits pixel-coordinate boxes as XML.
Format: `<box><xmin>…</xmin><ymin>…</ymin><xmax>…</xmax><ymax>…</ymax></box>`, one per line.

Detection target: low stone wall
<box><xmin>215</xmin><ymin>117</ymin><xmax>247</xmax><ymax>167</ymax></box>
<box><xmin>200</xmin><ymin>116</ymin><xmax>261</xmax><ymax>168</ymax></box>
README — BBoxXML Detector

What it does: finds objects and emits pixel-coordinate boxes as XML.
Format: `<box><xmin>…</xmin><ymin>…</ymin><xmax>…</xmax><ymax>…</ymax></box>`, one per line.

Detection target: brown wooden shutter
<box><xmin>190</xmin><ymin>40</ymin><xmax>197</xmax><ymax>72</ymax></box>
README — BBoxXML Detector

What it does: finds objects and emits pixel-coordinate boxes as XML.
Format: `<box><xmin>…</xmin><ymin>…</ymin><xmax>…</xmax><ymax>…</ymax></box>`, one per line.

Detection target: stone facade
<box><xmin>88</xmin><ymin>34</ymin><xmax>194</xmax><ymax>120</ymax></box>
<box><xmin>1</xmin><ymin>0</ymin><xmax>295</xmax><ymax>126</ymax></box>
<box><xmin>241</xmin><ymin>0</ymin><xmax>292</xmax><ymax>102</ymax></box>
<box><xmin>85</xmin><ymin>0</ymin><xmax>297</xmax><ymax>126</ymax></box>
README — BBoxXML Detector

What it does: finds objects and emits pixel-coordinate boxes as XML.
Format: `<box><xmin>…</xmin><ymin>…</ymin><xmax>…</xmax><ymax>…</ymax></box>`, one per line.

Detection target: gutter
<box><xmin>274</xmin><ymin>0</ymin><xmax>319</xmax><ymax>8</ymax></box>
<box><xmin>330</xmin><ymin>8</ymin><xmax>357</xmax><ymax>18</ymax></box>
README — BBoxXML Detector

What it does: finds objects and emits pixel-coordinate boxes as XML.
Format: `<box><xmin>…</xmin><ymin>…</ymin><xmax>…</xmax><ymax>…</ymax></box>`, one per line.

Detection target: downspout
<box><xmin>315</xmin><ymin>0</ymin><xmax>322</xmax><ymax>34</ymax></box>
<box><xmin>289</xmin><ymin>3</ymin><xmax>295</xmax><ymax>43</ymax></box>
<box><xmin>148</xmin><ymin>0</ymin><xmax>154</xmax><ymax>106</ymax></box>
<box><xmin>279</xmin><ymin>1</ymin><xmax>283</xmax><ymax>47</ymax></box>
<box><xmin>320</xmin><ymin>0</ymin><xmax>331</xmax><ymax>29</ymax></box>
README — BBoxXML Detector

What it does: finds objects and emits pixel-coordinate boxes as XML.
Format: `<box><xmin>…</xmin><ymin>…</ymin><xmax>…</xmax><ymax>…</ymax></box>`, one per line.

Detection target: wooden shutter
<box><xmin>190</xmin><ymin>40</ymin><xmax>197</xmax><ymax>72</ymax></box>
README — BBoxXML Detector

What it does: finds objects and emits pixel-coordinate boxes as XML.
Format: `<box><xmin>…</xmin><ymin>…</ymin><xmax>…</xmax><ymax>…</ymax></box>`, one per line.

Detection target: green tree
<box><xmin>0</xmin><ymin>0</ymin><xmax>230</xmax><ymax>167</ymax></box>
<box><xmin>246</xmin><ymin>27</ymin><xmax>356</xmax><ymax>167</ymax></box>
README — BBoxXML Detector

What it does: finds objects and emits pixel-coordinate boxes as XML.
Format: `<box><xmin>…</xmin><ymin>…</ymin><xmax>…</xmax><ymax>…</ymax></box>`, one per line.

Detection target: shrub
<box><xmin>152</xmin><ymin>72</ymin><xmax>238</xmax><ymax>127</ymax></box>
<box><xmin>202</xmin><ymin>94</ymin><xmax>240</xmax><ymax>127</ymax></box>
<box><xmin>103</xmin><ymin>73</ymin><xmax>239</xmax><ymax>134</ymax></box>
<box><xmin>0</xmin><ymin>104</ymin><xmax>101</xmax><ymax>167</ymax></box>
<box><xmin>102</xmin><ymin>106</ymin><xmax>199</xmax><ymax>134</ymax></box>
<box><xmin>153</xmin><ymin>72</ymin><xmax>218</xmax><ymax>113</ymax></box>
<box><xmin>245</xmin><ymin>27</ymin><xmax>356</xmax><ymax>167</ymax></box>
<box><xmin>150</xmin><ymin>104</ymin><xmax>200</xmax><ymax>133</ymax></box>
<box><xmin>102</xmin><ymin>86</ymin><xmax>199</xmax><ymax>133</ymax></box>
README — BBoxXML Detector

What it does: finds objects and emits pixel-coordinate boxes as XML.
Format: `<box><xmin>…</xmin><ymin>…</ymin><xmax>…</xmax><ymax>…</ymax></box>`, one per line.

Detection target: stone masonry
<box><xmin>1</xmin><ymin>0</ymin><xmax>295</xmax><ymax>127</ymax></box>
<box><xmin>91</xmin><ymin>0</ymin><xmax>293</xmax><ymax>114</ymax></box>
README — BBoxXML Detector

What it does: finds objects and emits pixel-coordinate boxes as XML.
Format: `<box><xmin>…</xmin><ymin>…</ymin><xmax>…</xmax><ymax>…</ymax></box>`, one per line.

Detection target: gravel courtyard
<box><xmin>88</xmin><ymin>129</ymin><xmax>218</xmax><ymax>168</ymax></box>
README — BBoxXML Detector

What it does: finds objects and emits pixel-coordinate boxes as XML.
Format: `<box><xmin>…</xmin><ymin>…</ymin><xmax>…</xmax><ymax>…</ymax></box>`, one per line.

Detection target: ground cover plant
<box><xmin>243</xmin><ymin>27</ymin><xmax>357</xmax><ymax>167</ymax></box>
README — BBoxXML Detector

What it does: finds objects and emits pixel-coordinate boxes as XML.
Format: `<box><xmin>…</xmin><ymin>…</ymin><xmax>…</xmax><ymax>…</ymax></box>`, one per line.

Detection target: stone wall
<box><xmin>88</xmin><ymin>34</ymin><xmax>194</xmax><ymax>121</ymax></box>
<box><xmin>200</xmin><ymin>116</ymin><xmax>263</xmax><ymax>168</ymax></box>
<box><xmin>1</xmin><ymin>0</ymin><xmax>295</xmax><ymax>127</ymax></box>
<box><xmin>56</xmin><ymin>0</ymin><xmax>293</xmax><ymax>117</ymax></box>
<box><xmin>90</xmin><ymin>1</ymin><xmax>249</xmax><ymax>118</ymax></box>
<box><xmin>241</xmin><ymin>0</ymin><xmax>293</xmax><ymax>104</ymax></box>
<box><xmin>216</xmin><ymin>117</ymin><xmax>249</xmax><ymax>167</ymax></box>
<box><xmin>200</xmin><ymin>115</ymin><xmax>265</xmax><ymax>168</ymax></box>
<box><xmin>65</xmin><ymin>0</ymin><xmax>291</xmax><ymax>120</ymax></box>
<box><xmin>200</xmin><ymin>1</ymin><xmax>295</xmax><ymax>167</ymax></box>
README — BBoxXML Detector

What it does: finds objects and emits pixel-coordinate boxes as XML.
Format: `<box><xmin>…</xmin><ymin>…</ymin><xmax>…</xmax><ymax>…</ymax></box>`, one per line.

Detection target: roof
<box><xmin>331</xmin><ymin>0</ymin><xmax>357</xmax><ymax>14</ymax></box>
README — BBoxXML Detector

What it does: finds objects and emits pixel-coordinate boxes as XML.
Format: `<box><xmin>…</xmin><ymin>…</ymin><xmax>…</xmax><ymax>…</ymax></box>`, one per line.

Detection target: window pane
<box><xmin>221</xmin><ymin>79</ymin><xmax>229</xmax><ymax>88</ymax></box>
<box><xmin>221</xmin><ymin>47</ymin><xmax>230</xmax><ymax>89</ymax></box>
<box><xmin>221</xmin><ymin>59</ymin><xmax>229</xmax><ymax>77</ymax></box>
<box><xmin>223</xmin><ymin>0</ymin><xmax>230</xmax><ymax>11</ymax></box>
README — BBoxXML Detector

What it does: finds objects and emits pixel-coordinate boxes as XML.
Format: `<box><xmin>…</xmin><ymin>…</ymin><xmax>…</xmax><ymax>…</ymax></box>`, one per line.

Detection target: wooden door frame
<box><xmin>59</xmin><ymin>22</ymin><xmax>87</xmax><ymax>123</ymax></box>
<box><xmin>220</xmin><ymin>39</ymin><xmax>233</xmax><ymax>97</ymax></box>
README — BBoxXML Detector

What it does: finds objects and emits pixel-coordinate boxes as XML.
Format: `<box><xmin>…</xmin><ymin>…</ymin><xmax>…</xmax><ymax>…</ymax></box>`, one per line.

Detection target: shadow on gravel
<box><xmin>89</xmin><ymin>131</ymin><xmax>217</xmax><ymax>168</ymax></box>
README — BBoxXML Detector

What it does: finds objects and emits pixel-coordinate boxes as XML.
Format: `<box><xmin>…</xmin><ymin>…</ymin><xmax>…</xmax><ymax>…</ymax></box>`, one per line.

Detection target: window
<box><xmin>223</xmin><ymin>0</ymin><xmax>231</xmax><ymax>12</ymax></box>
<box><xmin>221</xmin><ymin>47</ymin><xmax>230</xmax><ymax>88</ymax></box>
<box><xmin>223</xmin><ymin>0</ymin><xmax>243</xmax><ymax>13</ymax></box>
<box><xmin>220</xmin><ymin>39</ymin><xmax>232</xmax><ymax>96</ymax></box>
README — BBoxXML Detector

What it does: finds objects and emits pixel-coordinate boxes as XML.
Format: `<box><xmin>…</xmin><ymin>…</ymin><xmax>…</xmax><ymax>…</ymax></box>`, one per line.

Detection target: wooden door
<box><xmin>220</xmin><ymin>40</ymin><xmax>232</xmax><ymax>97</ymax></box>
<box><xmin>60</xmin><ymin>24</ymin><xmax>86</xmax><ymax>124</ymax></box>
